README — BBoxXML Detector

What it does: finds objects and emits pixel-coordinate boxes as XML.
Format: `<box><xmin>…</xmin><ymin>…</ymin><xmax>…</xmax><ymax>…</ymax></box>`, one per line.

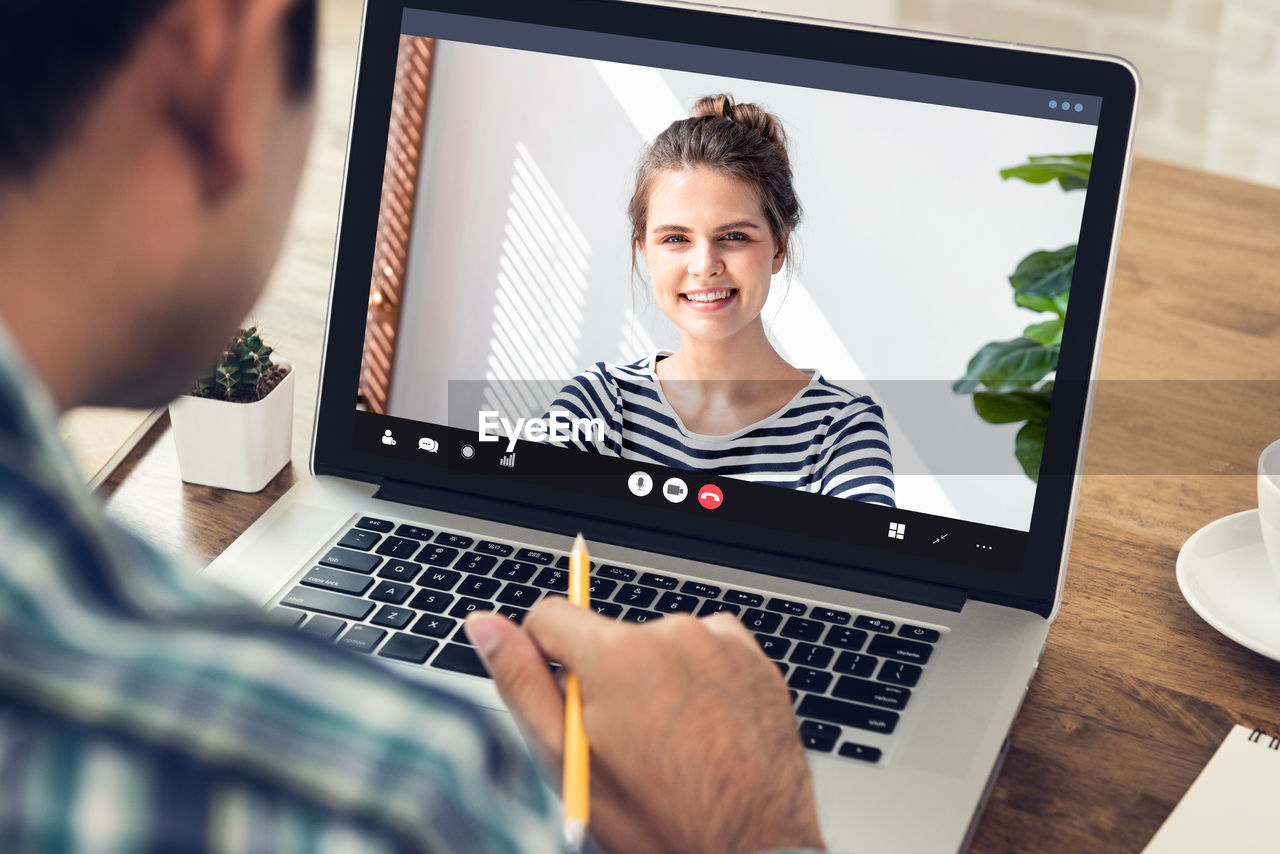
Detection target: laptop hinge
<box><xmin>373</xmin><ymin>479</ymin><xmax>969</xmax><ymax>613</ymax></box>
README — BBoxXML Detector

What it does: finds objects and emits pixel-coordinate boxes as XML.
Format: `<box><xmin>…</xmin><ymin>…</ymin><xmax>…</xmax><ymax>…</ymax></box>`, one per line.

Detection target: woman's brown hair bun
<box><xmin>690</xmin><ymin>93</ymin><xmax>789</xmax><ymax>157</ymax></box>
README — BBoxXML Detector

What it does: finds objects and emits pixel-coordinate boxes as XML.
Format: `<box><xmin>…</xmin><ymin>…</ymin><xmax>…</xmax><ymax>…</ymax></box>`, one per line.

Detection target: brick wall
<box><xmin>711</xmin><ymin>0</ymin><xmax>1280</xmax><ymax>188</ymax></box>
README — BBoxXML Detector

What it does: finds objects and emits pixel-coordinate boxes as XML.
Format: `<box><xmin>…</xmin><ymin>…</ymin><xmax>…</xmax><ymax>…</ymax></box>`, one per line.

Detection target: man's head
<box><xmin>0</xmin><ymin>0</ymin><xmax>318</xmax><ymax>409</ymax></box>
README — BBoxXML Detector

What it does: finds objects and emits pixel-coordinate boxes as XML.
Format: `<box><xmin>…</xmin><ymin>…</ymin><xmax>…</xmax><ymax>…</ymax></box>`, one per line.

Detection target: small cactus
<box><xmin>192</xmin><ymin>327</ymin><xmax>287</xmax><ymax>402</ymax></box>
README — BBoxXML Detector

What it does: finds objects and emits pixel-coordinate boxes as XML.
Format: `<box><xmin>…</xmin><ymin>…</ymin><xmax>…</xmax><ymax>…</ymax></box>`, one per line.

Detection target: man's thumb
<box><xmin>465</xmin><ymin>613</ymin><xmax>565</xmax><ymax>755</ymax></box>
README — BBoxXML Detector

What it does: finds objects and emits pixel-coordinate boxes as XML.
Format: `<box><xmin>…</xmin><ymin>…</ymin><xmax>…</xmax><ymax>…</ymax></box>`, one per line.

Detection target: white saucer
<box><xmin>1176</xmin><ymin>509</ymin><xmax>1280</xmax><ymax>661</ymax></box>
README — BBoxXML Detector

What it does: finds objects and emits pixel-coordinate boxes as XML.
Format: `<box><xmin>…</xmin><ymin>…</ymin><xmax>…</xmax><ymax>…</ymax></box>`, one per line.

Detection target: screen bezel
<box><xmin>313</xmin><ymin>0</ymin><xmax>1138</xmax><ymax>617</ymax></box>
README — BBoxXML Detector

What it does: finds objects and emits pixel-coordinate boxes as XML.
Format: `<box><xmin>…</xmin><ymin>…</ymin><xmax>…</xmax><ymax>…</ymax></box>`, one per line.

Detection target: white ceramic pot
<box><xmin>168</xmin><ymin>361</ymin><xmax>295</xmax><ymax>493</ymax></box>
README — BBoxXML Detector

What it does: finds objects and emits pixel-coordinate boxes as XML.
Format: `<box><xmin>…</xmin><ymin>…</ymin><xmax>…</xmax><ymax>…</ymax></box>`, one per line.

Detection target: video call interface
<box><xmin>353</xmin><ymin>9</ymin><xmax>1103</xmax><ymax>574</ymax></box>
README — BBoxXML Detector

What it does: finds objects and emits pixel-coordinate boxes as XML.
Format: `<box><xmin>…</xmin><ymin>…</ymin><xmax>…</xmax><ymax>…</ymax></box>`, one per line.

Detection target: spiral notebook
<box><xmin>1144</xmin><ymin>725</ymin><xmax>1280</xmax><ymax>852</ymax></box>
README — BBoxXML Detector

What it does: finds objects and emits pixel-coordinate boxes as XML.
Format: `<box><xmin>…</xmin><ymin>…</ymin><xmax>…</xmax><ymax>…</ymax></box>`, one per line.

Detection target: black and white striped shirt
<box><xmin>543</xmin><ymin>354</ymin><xmax>895</xmax><ymax>506</ymax></box>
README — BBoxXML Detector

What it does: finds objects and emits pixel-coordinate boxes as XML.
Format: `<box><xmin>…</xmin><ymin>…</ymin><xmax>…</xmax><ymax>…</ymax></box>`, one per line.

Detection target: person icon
<box><xmin>381</xmin><ymin>429</ymin><xmax>396</xmax><ymax>446</ymax></box>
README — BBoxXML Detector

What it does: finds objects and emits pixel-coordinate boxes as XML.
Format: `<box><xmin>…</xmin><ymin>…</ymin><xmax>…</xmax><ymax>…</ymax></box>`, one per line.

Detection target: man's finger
<box><xmin>465</xmin><ymin>612</ymin><xmax>565</xmax><ymax>756</ymax></box>
<box><xmin>519</xmin><ymin>595</ymin><xmax>618</xmax><ymax>671</ymax></box>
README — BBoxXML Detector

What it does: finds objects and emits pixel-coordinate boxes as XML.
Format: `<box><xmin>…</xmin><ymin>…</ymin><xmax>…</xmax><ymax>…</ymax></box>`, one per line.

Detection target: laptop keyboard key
<box><xmin>826</xmin><ymin>626</ymin><xmax>868</xmax><ymax>651</ymax></box>
<box><xmin>496</xmin><ymin>583</ymin><xmax>540</xmax><ymax>607</ymax></box>
<box><xmin>555</xmin><ymin>555</ymin><xmax>595</xmax><ymax>571</ymax></box>
<box><xmin>496</xmin><ymin>605</ymin><xmax>528</xmax><ymax>623</ymax></box>
<box><xmin>458</xmin><ymin>553</ymin><xmax>497</xmax><ymax>575</ymax></box>
<box><xmin>655</xmin><ymin>592</ymin><xmax>698</xmax><ymax>613</ymax></box>
<box><xmin>622</xmin><ymin>608</ymin><xmax>661</xmax><ymax>624</ymax></box>
<box><xmin>811</xmin><ymin>607</ymin><xmax>851</xmax><ymax>625</ymax></box>
<box><xmin>767</xmin><ymin>597</ymin><xmax>807</xmax><ymax>616</ymax></box>
<box><xmin>789</xmin><ymin>643</ymin><xmax>834</xmax><ymax>669</ymax></box>
<box><xmin>638</xmin><ymin>572</ymin><xmax>678</xmax><ymax>590</ymax></box>
<box><xmin>408</xmin><ymin>589</ymin><xmax>452</xmax><ymax>613</ymax></box>
<box><xmin>270</xmin><ymin>607</ymin><xmax>305</xmax><ymax>628</ymax></box>
<box><xmin>854</xmin><ymin>615</ymin><xmax>895</xmax><ymax>633</ymax></box>
<box><xmin>533</xmin><ymin>568</ymin><xmax>568</xmax><ymax>591</ymax></box>
<box><xmin>833</xmin><ymin>651</ymin><xmax>878</xmax><ymax>678</ymax></box>
<box><xmin>515</xmin><ymin>548</ymin><xmax>555</xmax><ymax>565</ymax></box>
<box><xmin>281</xmin><ymin>587</ymin><xmax>374</xmax><ymax>621</ymax></box>
<box><xmin>458</xmin><ymin>576</ymin><xmax>501</xmax><ymax>599</ymax></box>
<box><xmin>337</xmin><ymin>624</ymin><xmax>386</xmax><ymax>653</ymax></box>
<box><xmin>592</xmin><ymin>602</ymin><xmax>624</xmax><ymax>618</ymax></box>
<box><xmin>434</xmin><ymin>532</ymin><xmax>473</xmax><ymax>549</ymax></box>
<box><xmin>698</xmin><ymin>601</ymin><xmax>741</xmax><ymax>617</ymax></box>
<box><xmin>354</xmin><ymin>516</ymin><xmax>395</xmax><ymax>533</ymax></box>
<box><xmin>839</xmin><ymin>743</ymin><xmax>882</xmax><ymax>763</ymax></box>
<box><xmin>370</xmin><ymin>581</ymin><xmax>413</xmax><ymax>605</ymax></box>
<box><xmin>371</xmin><ymin>605</ymin><xmax>415</xmax><ymax>629</ymax></box>
<box><xmin>394</xmin><ymin>525</ymin><xmax>433</xmax><ymax>541</ymax></box>
<box><xmin>598</xmin><ymin>565</ymin><xmax>636</xmax><ymax>581</ymax></box>
<box><xmin>419</xmin><ymin>545</ymin><xmax>460</xmax><ymax>567</ymax></box>
<box><xmin>301</xmin><ymin>567</ymin><xmax>373</xmax><ymax>596</ymax></box>
<box><xmin>680</xmin><ymin>581</ymin><xmax>722</xmax><ymax>599</ymax></box>
<box><xmin>299</xmin><ymin>615</ymin><xmax>346</xmax><ymax>640</ymax></box>
<box><xmin>879</xmin><ymin>661</ymin><xmax>923</xmax><ymax>687</ymax></box>
<box><xmin>780</xmin><ymin>617</ymin><xmax>823</xmax><ymax>642</ymax></box>
<box><xmin>474</xmin><ymin>540</ymin><xmax>514</xmax><ymax>557</ymax></box>
<box><xmin>615</xmin><ymin>584</ymin><xmax>657</xmax><ymax>608</ymax></box>
<box><xmin>788</xmin><ymin>667</ymin><xmax>833</xmax><ymax>694</ymax></box>
<box><xmin>799</xmin><ymin>721</ymin><xmax>840</xmax><ymax>752</ymax></box>
<box><xmin>432</xmin><ymin>643</ymin><xmax>490</xmax><ymax>677</ymax></box>
<box><xmin>754</xmin><ymin>634</ymin><xmax>792</xmax><ymax>660</ymax></box>
<box><xmin>867</xmin><ymin>634</ymin><xmax>933</xmax><ymax>664</ymax></box>
<box><xmin>449</xmin><ymin>597</ymin><xmax>496</xmax><ymax>618</ymax></box>
<box><xmin>796</xmin><ymin>695</ymin><xmax>899</xmax><ymax>735</ymax></box>
<box><xmin>419</xmin><ymin>568</ymin><xmax>461</xmax><ymax>591</ymax></box>
<box><xmin>318</xmin><ymin>547</ymin><xmax>381</xmax><ymax>574</ymax></box>
<box><xmin>899</xmin><ymin>624</ymin><xmax>941</xmax><ymax>643</ymax></box>
<box><xmin>338</xmin><ymin>529</ymin><xmax>379</xmax><ymax>551</ymax></box>
<box><xmin>833</xmin><ymin>676</ymin><xmax>910</xmax><ymax>710</ymax></box>
<box><xmin>377</xmin><ymin>559</ymin><xmax>421</xmax><ymax>583</ymax></box>
<box><xmin>411</xmin><ymin>614</ymin><xmax>458</xmax><ymax>638</ymax></box>
<box><xmin>379</xmin><ymin>633</ymin><xmax>437</xmax><ymax>664</ymax></box>
<box><xmin>588</xmin><ymin>577</ymin><xmax>617</xmax><ymax>599</ymax></box>
<box><xmin>741</xmin><ymin>609</ymin><xmax>782</xmax><ymax>633</ymax></box>
<box><xmin>724</xmin><ymin>590</ymin><xmax>763</xmax><ymax>607</ymax></box>
<box><xmin>494</xmin><ymin>560</ymin><xmax>537</xmax><ymax>583</ymax></box>
<box><xmin>375</xmin><ymin>536</ymin><xmax>420</xmax><ymax>559</ymax></box>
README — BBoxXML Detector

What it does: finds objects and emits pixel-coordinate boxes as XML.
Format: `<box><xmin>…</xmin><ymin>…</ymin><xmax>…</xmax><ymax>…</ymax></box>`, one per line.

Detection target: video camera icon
<box><xmin>662</xmin><ymin>477</ymin><xmax>688</xmax><ymax>503</ymax></box>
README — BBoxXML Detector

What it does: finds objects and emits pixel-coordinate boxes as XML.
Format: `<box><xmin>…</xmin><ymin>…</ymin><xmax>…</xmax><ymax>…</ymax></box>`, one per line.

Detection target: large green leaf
<box><xmin>973</xmin><ymin>388</ymin><xmax>1054</xmax><ymax>424</ymax></box>
<box><xmin>1010</xmin><ymin>245</ymin><xmax>1076</xmax><ymax>299</ymax></box>
<box><xmin>1000</xmin><ymin>154</ymin><xmax>1091</xmax><ymax>191</ymax></box>
<box><xmin>952</xmin><ymin>337</ymin><xmax>1058</xmax><ymax>394</ymax></box>
<box><xmin>1015</xmin><ymin>420</ymin><xmax>1048</xmax><ymax>482</ymax></box>
<box><xmin>1023</xmin><ymin>316</ymin><xmax>1064</xmax><ymax>346</ymax></box>
<box><xmin>1015</xmin><ymin>289</ymin><xmax>1070</xmax><ymax>317</ymax></box>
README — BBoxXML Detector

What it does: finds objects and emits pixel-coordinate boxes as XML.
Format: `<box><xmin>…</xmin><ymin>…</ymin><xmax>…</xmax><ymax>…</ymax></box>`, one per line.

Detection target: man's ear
<box><xmin>153</xmin><ymin>0</ymin><xmax>303</xmax><ymax>200</ymax></box>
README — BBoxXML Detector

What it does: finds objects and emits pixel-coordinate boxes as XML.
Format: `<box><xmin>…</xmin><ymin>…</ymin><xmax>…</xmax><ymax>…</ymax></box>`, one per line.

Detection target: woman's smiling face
<box><xmin>640</xmin><ymin>167</ymin><xmax>786</xmax><ymax>345</ymax></box>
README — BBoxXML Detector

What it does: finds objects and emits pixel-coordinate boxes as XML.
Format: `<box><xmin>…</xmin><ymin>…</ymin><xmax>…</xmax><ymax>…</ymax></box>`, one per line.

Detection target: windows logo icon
<box><xmin>887</xmin><ymin>522</ymin><xmax>906</xmax><ymax>540</ymax></box>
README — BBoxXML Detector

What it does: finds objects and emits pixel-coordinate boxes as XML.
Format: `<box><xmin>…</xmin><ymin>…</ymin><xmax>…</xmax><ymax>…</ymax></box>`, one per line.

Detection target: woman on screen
<box><xmin>545</xmin><ymin>94</ymin><xmax>894</xmax><ymax>506</ymax></box>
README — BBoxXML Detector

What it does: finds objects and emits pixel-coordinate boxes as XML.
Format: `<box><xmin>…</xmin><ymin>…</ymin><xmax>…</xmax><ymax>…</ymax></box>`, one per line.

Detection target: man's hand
<box><xmin>466</xmin><ymin>598</ymin><xmax>826</xmax><ymax>854</ymax></box>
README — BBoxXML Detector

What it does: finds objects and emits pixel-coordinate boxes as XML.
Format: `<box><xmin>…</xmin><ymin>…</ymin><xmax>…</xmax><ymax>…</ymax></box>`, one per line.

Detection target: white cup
<box><xmin>1260</xmin><ymin>439</ymin><xmax>1280</xmax><ymax>576</ymax></box>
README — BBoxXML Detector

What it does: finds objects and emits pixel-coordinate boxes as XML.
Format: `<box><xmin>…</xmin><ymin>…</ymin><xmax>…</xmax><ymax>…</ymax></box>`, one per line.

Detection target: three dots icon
<box><xmin>1049</xmin><ymin>99</ymin><xmax>1084</xmax><ymax>113</ymax></box>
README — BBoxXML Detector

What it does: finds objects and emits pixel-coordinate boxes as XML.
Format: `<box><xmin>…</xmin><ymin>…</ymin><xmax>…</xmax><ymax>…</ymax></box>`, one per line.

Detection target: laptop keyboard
<box><xmin>273</xmin><ymin>516</ymin><xmax>947</xmax><ymax>765</ymax></box>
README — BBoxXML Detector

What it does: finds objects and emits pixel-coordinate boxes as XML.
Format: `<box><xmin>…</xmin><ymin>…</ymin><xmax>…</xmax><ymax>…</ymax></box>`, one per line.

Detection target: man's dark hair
<box><xmin>0</xmin><ymin>0</ymin><xmax>317</xmax><ymax>182</ymax></box>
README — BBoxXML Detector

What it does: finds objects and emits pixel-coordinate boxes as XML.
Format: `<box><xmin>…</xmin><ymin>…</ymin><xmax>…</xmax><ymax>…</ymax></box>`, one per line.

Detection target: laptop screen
<box><xmin>320</xmin><ymin>1</ymin><xmax>1136</xmax><ymax>613</ymax></box>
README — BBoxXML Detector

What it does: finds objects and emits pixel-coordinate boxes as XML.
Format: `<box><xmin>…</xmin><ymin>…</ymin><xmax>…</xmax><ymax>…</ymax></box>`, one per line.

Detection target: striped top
<box><xmin>544</xmin><ymin>354</ymin><xmax>895</xmax><ymax>507</ymax></box>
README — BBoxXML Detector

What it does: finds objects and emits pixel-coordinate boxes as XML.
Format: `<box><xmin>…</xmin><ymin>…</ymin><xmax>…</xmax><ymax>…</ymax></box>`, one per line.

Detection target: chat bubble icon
<box><xmin>418</xmin><ymin>437</ymin><xmax>439</xmax><ymax>453</ymax></box>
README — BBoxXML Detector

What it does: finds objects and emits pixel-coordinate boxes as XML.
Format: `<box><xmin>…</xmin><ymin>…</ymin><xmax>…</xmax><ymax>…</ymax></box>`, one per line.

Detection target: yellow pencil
<box><xmin>563</xmin><ymin>533</ymin><xmax>591</xmax><ymax>851</ymax></box>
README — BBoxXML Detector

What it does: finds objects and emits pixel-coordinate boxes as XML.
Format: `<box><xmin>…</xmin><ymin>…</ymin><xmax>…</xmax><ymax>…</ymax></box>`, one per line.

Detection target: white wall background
<box><xmin>388</xmin><ymin>39</ymin><xmax>1095</xmax><ymax>530</ymax></box>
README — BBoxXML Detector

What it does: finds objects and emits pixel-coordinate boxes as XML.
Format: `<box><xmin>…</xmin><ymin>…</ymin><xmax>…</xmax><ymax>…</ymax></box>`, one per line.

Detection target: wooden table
<box><xmin>98</xmin><ymin>9</ymin><xmax>1280</xmax><ymax>851</ymax></box>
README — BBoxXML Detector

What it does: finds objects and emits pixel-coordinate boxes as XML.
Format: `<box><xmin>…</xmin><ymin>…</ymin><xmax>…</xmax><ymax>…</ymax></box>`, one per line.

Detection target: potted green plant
<box><xmin>168</xmin><ymin>326</ymin><xmax>294</xmax><ymax>492</ymax></box>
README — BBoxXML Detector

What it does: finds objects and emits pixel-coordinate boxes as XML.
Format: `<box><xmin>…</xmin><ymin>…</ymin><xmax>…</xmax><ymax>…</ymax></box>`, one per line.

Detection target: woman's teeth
<box><xmin>682</xmin><ymin>289</ymin><xmax>736</xmax><ymax>302</ymax></box>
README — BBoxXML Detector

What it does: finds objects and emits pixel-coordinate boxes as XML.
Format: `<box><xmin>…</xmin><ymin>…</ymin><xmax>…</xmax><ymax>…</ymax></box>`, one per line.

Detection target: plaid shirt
<box><xmin>0</xmin><ymin>322</ymin><xmax>564</xmax><ymax>853</ymax></box>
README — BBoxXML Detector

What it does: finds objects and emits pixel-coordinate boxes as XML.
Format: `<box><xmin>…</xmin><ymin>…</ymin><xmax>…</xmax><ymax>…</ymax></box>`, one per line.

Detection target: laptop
<box><xmin>204</xmin><ymin>1</ymin><xmax>1139</xmax><ymax>850</ymax></box>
